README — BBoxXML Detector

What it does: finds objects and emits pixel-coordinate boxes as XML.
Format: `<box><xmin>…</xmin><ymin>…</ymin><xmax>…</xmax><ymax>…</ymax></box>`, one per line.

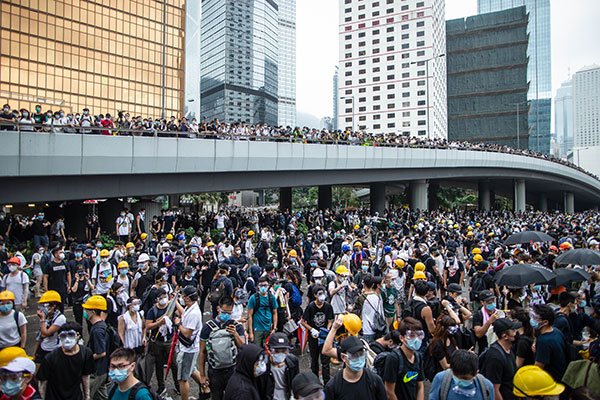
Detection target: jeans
<box><xmin>73</xmin><ymin>303</ymin><xmax>83</xmax><ymax>326</ymax></box>
<box><xmin>207</xmin><ymin>367</ymin><xmax>234</xmax><ymax>400</ymax></box>
<box><xmin>33</xmin><ymin>234</ymin><xmax>49</xmax><ymax>249</ymax></box>
<box><xmin>150</xmin><ymin>340</ymin><xmax>179</xmax><ymax>392</ymax></box>
<box><xmin>308</xmin><ymin>337</ymin><xmax>330</xmax><ymax>384</ymax></box>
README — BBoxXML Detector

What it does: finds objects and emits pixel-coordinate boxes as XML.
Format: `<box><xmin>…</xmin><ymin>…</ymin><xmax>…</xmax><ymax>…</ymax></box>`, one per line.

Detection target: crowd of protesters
<box><xmin>0</xmin><ymin>103</ymin><xmax>596</xmax><ymax>180</ymax></box>
<box><xmin>1</xmin><ymin>205</ymin><xmax>600</xmax><ymax>400</ymax></box>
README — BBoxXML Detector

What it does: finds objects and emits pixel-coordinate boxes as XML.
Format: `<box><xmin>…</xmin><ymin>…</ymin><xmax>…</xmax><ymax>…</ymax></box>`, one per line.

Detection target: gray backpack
<box><xmin>206</xmin><ymin>320</ymin><xmax>238</xmax><ymax>370</ymax></box>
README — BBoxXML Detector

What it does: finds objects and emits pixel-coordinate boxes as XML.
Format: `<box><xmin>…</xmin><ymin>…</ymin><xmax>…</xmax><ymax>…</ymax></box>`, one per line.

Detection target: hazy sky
<box><xmin>296</xmin><ymin>0</ymin><xmax>600</xmax><ymax>126</ymax></box>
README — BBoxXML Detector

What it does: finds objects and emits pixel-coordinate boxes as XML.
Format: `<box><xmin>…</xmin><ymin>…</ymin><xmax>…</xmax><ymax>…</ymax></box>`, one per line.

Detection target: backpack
<box><xmin>478</xmin><ymin>342</ymin><xmax>507</xmax><ymax>372</ymax></box>
<box><xmin>109</xmin><ymin>381</ymin><xmax>162</xmax><ymax>400</ymax></box>
<box><xmin>470</xmin><ymin>273</ymin><xmax>487</xmax><ymax>301</ymax></box>
<box><xmin>423</xmin><ymin>344</ymin><xmax>438</xmax><ymax>381</ymax></box>
<box><xmin>352</xmin><ymin>293</ymin><xmax>369</xmax><ymax>315</ymax></box>
<box><xmin>401</xmin><ymin>298</ymin><xmax>426</xmax><ymax>320</ymax></box>
<box><xmin>103</xmin><ymin>324</ymin><xmax>123</xmax><ymax>355</ymax></box>
<box><xmin>361</xmin><ymin>339</ymin><xmax>377</xmax><ymax>369</ymax></box>
<box><xmin>455</xmin><ymin>326</ymin><xmax>476</xmax><ymax>350</ymax></box>
<box><xmin>439</xmin><ymin>370</ymin><xmax>490</xmax><ymax>400</ymax></box>
<box><xmin>12</xmin><ymin>310</ymin><xmax>22</xmax><ymax>340</ymax></box>
<box><xmin>253</xmin><ymin>293</ymin><xmax>276</xmax><ymax>313</ymax></box>
<box><xmin>289</xmin><ymin>283</ymin><xmax>302</xmax><ymax>307</ymax></box>
<box><xmin>206</xmin><ymin>320</ymin><xmax>238</xmax><ymax>370</ymax></box>
<box><xmin>209</xmin><ymin>279</ymin><xmax>226</xmax><ymax>303</ymax></box>
<box><xmin>364</xmin><ymin>295</ymin><xmax>388</xmax><ymax>335</ymax></box>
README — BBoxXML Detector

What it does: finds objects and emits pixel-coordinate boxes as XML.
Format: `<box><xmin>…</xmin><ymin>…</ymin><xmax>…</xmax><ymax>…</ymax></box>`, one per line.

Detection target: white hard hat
<box><xmin>312</xmin><ymin>268</ymin><xmax>324</xmax><ymax>278</ymax></box>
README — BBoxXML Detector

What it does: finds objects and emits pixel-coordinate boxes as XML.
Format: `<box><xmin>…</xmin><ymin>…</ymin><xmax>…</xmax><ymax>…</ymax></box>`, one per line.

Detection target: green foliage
<box><xmin>293</xmin><ymin>187</ymin><xmax>317</xmax><ymax>209</ymax></box>
<box><xmin>210</xmin><ymin>228</ymin><xmax>223</xmax><ymax>243</ymax></box>
<box><xmin>332</xmin><ymin>220</ymin><xmax>343</xmax><ymax>232</ymax></box>
<box><xmin>100</xmin><ymin>233</ymin><xmax>116</xmax><ymax>249</ymax></box>
<box><xmin>184</xmin><ymin>226</ymin><xmax>195</xmax><ymax>241</ymax></box>
<box><xmin>297</xmin><ymin>222</ymin><xmax>308</xmax><ymax>235</ymax></box>
<box><xmin>333</xmin><ymin>187</ymin><xmax>360</xmax><ymax>208</ymax></box>
<box><xmin>436</xmin><ymin>186</ymin><xmax>469</xmax><ymax>210</ymax></box>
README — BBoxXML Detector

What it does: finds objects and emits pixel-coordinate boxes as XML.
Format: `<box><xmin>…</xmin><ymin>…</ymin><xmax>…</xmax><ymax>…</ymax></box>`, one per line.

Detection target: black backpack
<box><xmin>109</xmin><ymin>381</ymin><xmax>162</xmax><ymax>400</ymax></box>
<box><xmin>478</xmin><ymin>342</ymin><xmax>507</xmax><ymax>372</ymax></box>
<box><xmin>209</xmin><ymin>279</ymin><xmax>226</xmax><ymax>303</ymax></box>
<box><xmin>470</xmin><ymin>272</ymin><xmax>487</xmax><ymax>301</ymax></box>
<box><xmin>401</xmin><ymin>298</ymin><xmax>426</xmax><ymax>320</ymax></box>
<box><xmin>102</xmin><ymin>324</ymin><xmax>123</xmax><ymax>355</ymax></box>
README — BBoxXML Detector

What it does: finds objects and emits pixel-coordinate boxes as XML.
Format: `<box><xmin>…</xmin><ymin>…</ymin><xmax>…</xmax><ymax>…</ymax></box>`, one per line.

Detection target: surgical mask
<box><xmin>580</xmin><ymin>300</ymin><xmax>587</xmax><ymax>308</ymax></box>
<box><xmin>158</xmin><ymin>298</ymin><xmax>168</xmax><ymax>306</ymax></box>
<box><xmin>272</xmin><ymin>352</ymin><xmax>287</xmax><ymax>364</ymax></box>
<box><xmin>97</xmin><ymin>243</ymin><xmax>103</xmax><ymax>248</ymax></box>
<box><xmin>0</xmin><ymin>304</ymin><xmax>13</xmax><ymax>313</ymax></box>
<box><xmin>406</xmin><ymin>338</ymin><xmax>422</xmax><ymax>351</ymax></box>
<box><xmin>61</xmin><ymin>336</ymin><xmax>78</xmax><ymax>350</ymax></box>
<box><xmin>75</xmin><ymin>252</ymin><xmax>82</xmax><ymax>258</ymax></box>
<box><xmin>530</xmin><ymin>318</ymin><xmax>540</xmax><ymax>329</ymax></box>
<box><xmin>219</xmin><ymin>312</ymin><xmax>231</xmax><ymax>323</ymax></box>
<box><xmin>191</xmin><ymin>249</ymin><xmax>198</xmax><ymax>254</ymax></box>
<box><xmin>361</xmin><ymin>265</ymin><xmax>369</xmax><ymax>272</ymax></box>
<box><xmin>108</xmin><ymin>368</ymin><xmax>129</xmax><ymax>383</ymax></box>
<box><xmin>119</xmin><ymin>269</ymin><xmax>128</xmax><ymax>275</ymax></box>
<box><xmin>485</xmin><ymin>303</ymin><xmax>496</xmax><ymax>312</ymax></box>
<box><xmin>348</xmin><ymin>355</ymin><xmax>366</xmax><ymax>371</ymax></box>
<box><xmin>290</xmin><ymin>257</ymin><xmax>296</xmax><ymax>262</ymax></box>
<box><xmin>8</xmin><ymin>265</ymin><xmax>17</xmax><ymax>272</ymax></box>
<box><xmin>2</xmin><ymin>108</ymin><xmax>8</xmax><ymax>113</ymax></box>
<box><xmin>452</xmin><ymin>376</ymin><xmax>477</xmax><ymax>397</ymax></box>
<box><xmin>254</xmin><ymin>360</ymin><xmax>267</xmax><ymax>377</ymax></box>
<box><xmin>1</xmin><ymin>379</ymin><xmax>23</xmax><ymax>397</ymax></box>
<box><xmin>318</xmin><ymin>294</ymin><xmax>327</xmax><ymax>302</ymax></box>
<box><xmin>131</xmin><ymin>305</ymin><xmax>140</xmax><ymax>312</ymax></box>
<box><xmin>314</xmin><ymin>279</ymin><xmax>322</xmax><ymax>284</ymax></box>
<box><xmin>259</xmin><ymin>286</ymin><xmax>268</xmax><ymax>295</ymax></box>
<box><xmin>58</xmin><ymin>253</ymin><xmax>65</xmax><ymax>260</ymax></box>
<box><xmin>101</xmin><ymin>257</ymin><xmax>109</xmax><ymax>263</ymax></box>
<box><xmin>120</xmin><ymin>213</ymin><xmax>125</xmax><ymax>217</ymax></box>
<box><xmin>83</xmin><ymin>310</ymin><xmax>89</xmax><ymax>320</ymax></box>
<box><xmin>22</xmin><ymin>112</ymin><xmax>29</xmax><ymax>117</ymax></box>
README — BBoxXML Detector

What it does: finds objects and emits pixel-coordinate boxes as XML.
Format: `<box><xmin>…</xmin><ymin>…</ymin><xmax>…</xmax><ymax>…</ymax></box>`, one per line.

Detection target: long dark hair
<box><xmin>510</xmin><ymin>306</ymin><xmax>534</xmax><ymax>338</ymax></box>
<box><xmin>429</xmin><ymin>315</ymin><xmax>457</xmax><ymax>357</ymax></box>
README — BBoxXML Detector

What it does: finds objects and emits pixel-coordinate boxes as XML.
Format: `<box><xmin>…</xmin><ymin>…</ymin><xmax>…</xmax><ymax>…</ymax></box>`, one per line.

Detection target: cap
<box><xmin>340</xmin><ymin>336</ymin><xmax>364</xmax><ymax>354</ymax></box>
<box><xmin>447</xmin><ymin>283</ymin><xmax>462</xmax><ymax>293</ymax></box>
<box><xmin>292</xmin><ymin>372</ymin><xmax>323</xmax><ymax>398</ymax></box>
<box><xmin>493</xmin><ymin>318</ymin><xmax>522</xmax><ymax>335</ymax></box>
<box><xmin>181</xmin><ymin>285</ymin><xmax>198</xmax><ymax>300</ymax></box>
<box><xmin>1</xmin><ymin>357</ymin><xmax>35</xmax><ymax>374</ymax></box>
<box><xmin>426</xmin><ymin>281</ymin><xmax>437</xmax><ymax>291</ymax></box>
<box><xmin>268</xmin><ymin>332</ymin><xmax>292</xmax><ymax>349</ymax></box>
<box><xmin>479</xmin><ymin>289</ymin><xmax>495</xmax><ymax>302</ymax></box>
<box><xmin>234</xmin><ymin>289</ymin><xmax>249</xmax><ymax>304</ymax></box>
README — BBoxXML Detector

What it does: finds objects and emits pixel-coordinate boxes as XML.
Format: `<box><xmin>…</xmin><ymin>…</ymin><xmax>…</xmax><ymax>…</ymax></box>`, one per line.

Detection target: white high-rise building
<box><xmin>573</xmin><ymin>65</ymin><xmax>600</xmax><ymax>148</ymax></box>
<box><xmin>278</xmin><ymin>0</ymin><xmax>297</xmax><ymax>127</ymax></box>
<box><xmin>554</xmin><ymin>79</ymin><xmax>573</xmax><ymax>156</ymax></box>
<box><xmin>337</xmin><ymin>0</ymin><xmax>447</xmax><ymax>138</ymax></box>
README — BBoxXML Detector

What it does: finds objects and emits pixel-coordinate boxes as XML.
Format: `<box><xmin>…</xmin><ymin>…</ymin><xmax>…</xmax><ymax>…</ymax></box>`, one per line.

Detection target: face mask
<box><xmin>8</xmin><ymin>265</ymin><xmax>17</xmax><ymax>272</ymax></box>
<box><xmin>58</xmin><ymin>253</ymin><xmax>65</xmax><ymax>260</ymax></box>
<box><xmin>101</xmin><ymin>257</ymin><xmax>109</xmax><ymax>263</ymax></box>
<box><xmin>61</xmin><ymin>336</ymin><xmax>78</xmax><ymax>350</ymax></box>
<box><xmin>158</xmin><ymin>298</ymin><xmax>168</xmax><ymax>306</ymax></box>
<box><xmin>83</xmin><ymin>310</ymin><xmax>89</xmax><ymax>320</ymax></box>
<box><xmin>75</xmin><ymin>252</ymin><xmax>82</xmax><ymax>258</ymax></box>
<box><xmin>348</xmin><ymin>354</ymin><xmax>366</xmax><ymax>371</ymax></box>
<box><xmin>254</xmin><ymin>360</ymin><xmax>267</xmax><ymax>377</ymax></box>
<box><xmin>22</xmin><ymin>112</ymin><xmax>29</xmax><ymax>117</ymax></box>
<box><xmin>38</xmin><ymin>215</ymin><xmax>44</xmax><ymax>220</ymax></box>
<box><xmin>219</xmin><ymin>312</ymin><xmax>231</xmax><ymax>323</ymax></box>
<box><xmin>36</xmin><ymin>107</ymin><xmax>41</xmax><ymax>112</ymax></box>
<box><xmin>485</xmin><ymin>303</ymin><xmax>496</xmax><ymax>312</ymax></box>
<box><xmin>191</xmin><ymin>249</ymin><xmax>198</xmax><ymax>254</ymax></box>
<box><xmin>259</xmin><ymin>286</ymin><xmax>268</xmax><ymax>295</ymax></box>
<box><xmin>274</xmin><ymin>284</ymin><xmax>282</xmax><ymax>291</ymax></box>
<box><xmin>314</xmin><ymin>279</ymin><xmax>322</xmax><ymax>284</ymax></box>
<box><xmin>235</xmin><ymin>250</ymin><xmax>241</xmax><ymax>255</ymax></box>
<box><xmin>131</xmin><ymin>305</ymin><xmax>140</xmax><ymax>312</ymax></box>
<box><xmin>83</xmin><ymin>110</ymin><xmax>89</xmax><ymax>115</ymax></box>
<box><xmin>1</xmin><ymin>379</ymin><xmax>22</xmax><ymax>397</ymax></box>
<box><xmin>120</xmin><ymin>269</ymin><xmax>128</xmax><ymax>275</ymax></box>
<box><xmin>452</xmin><ymin>376</ymin><xmax>474</xmax><ymax>388</ymax></box>
<box><xmin>3</xmin><ymin>108</ymin><xmax>9</xmax><ymax>113</ymax></box>
<box><xmin>406</xmin><ymin>338</ymin><xmax>422</xmax><ymax>351</ymax></box>
<box><xmin>318</xmin><ymin>294</ymin><xmax>327</xmax><ymax>302</ymax></box>
<box><xmin>120</xmin><ymin>213</ymin><xmax>125</xmax><ymax>217</ymax></box>
<box><xmin>530</xmin><ymin>318</ymin><xmax>540</xmax><ymax>329</ymax></box>
<box><xmin>60</xmin><ymin>112</ymin><xmax>65</xmax><ymax>117</ymax></box>
<box><xmin>108</xmin><ymin>368</ymin><xmax>129</xmax><ymax>383</ymax></box>
<box><xmin>97</xmin><ymin>243</ymin><xmax>103</xmax><ymax>248</ymax></box>
<box><xmin>580</xmin><ymin>300</ymin><xmax>587</xmax><ymax>308</ymax></box>
<box><xmin>0</xmin><ymin>303</ymin><xmax>13</xmax><ymax>313</ymax></box>
<box><xmin>272</xmin><ymin>352</ymin><xmax>287</xmax><ymax>364</ymax></box>
<box><xmin>361</xmin><ymin>265</ymin><xmax>369</xmax><ymax>272</ymax></box>
<box><xmin>290</xmin><ymin>257</ymin><xmax>296</xmax><ymax>262</ymax></box>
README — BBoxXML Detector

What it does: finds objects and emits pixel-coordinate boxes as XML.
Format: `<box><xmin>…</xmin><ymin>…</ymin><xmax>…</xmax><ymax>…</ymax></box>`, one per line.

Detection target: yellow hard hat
<box><xmin>413</xmin><ymin>271</ymin><xmax>427</xmax><ymax>280</ymax></box>
<box><xmin>38</xmin><ymin>290</ymin><xmax>62</xmax><ymax>304</ymax></box>
<box><xmin>453</xmin><ymin>224</ymin><xmax>459</xmax><ymax>228</ymax></box>
<box><xmin>248</xmin><ymin>230</ymin><xmax>255</xmax><ymax>236</ymax></box>
<box><xmin>289</xmin><ymin>249</ymin><xmax>298</xmax><ymax>257</ymax></box>
<box><xmin>467</xmin><ymin>226</ymin><xmax>473</xmax><ymax>230</ymax></box>
<box><xmin>140</xmin><ymin>233</ymin><xmax>148</xmax><ymax>240</ymax></box>
<box><xmin>441</xmin><ymin>220</ymin><xmax>446</xmax><ymax>224</ymax></box>
<box><xmin>82</xmin><ymin>295</ymin><xmax>107</xmax><ymax>311</ymax></box>
<box><xmin>335</xmin><ymin>265</ymin><xmax>350</xmax><ymax>276</ymax></box>
<box><xmin>125</xmin><ymin>242</ymin><xmax>134</xmax><ymax>248</ymax></box>
<box><xmin>353</xmin><ymin>242</ymin><xmax>363</xmax><ymax>248</ymax></box>
<box><xmin>99</xmin><ymin>249</ymin><xmax>110</xmax><ymax>257</ymax></box>
<box><xmin>0</xmin><ymin>347</ymin><xmax>32</xmax><ymax>367</ymax></box>
<box><xmin>419</xmin><ymin>218</ymin><xmax>424</xmax><ymax>222</ymax></box>
<box><xmin>413</xmin><ymin>225</ymin><xmax>418</xmax><ymax>229</ymax></box>
<box><xmin>354</xmin><ymin>225</ymin><xmax>360</xmax><ymax>230</ymax></box>
<box><xmin>513</xmin><ymin>366</ymin><xmax>565</xmax><ymax>397</ymax></box>
<box><xmin>207</xmin><ymin>241</ymin><xmax>215</xmax><ymax>247</ymax></box>
<box><xmin>466</xmin><ymin>231</ymin><xmax>474</xmax><ymax>236</ymax></box>
<box><xmin>475</xmin><ymin>223</ymin><xmax>481</xmax><ymax>227</ymax></box>
<box><xmin>415</xmin><ymin>262</ymin><xmax>426</xmax><ymax>272</ymax></box>
<box><xmin>473</xmin><ymin>254</ymin><xmax>483</xmax><ymax>262</ymax></box>
<box><xmin>0</xmin><ymin>290</ymin><xmax>15</xmax><ymax>302</ymax></box>
<box><xmin>489</xmin><ymin>232</ymin><xmax>494</xmax><ymax>237</ymax></box>
<box><xmin>118</xmin><ymin>261</ymin><xmax>129</xmax><ymax>270</ymax></box>
<box><xmin>472</xmin><ymin>248</ymin><xmax>482</xmax><ymax>254</ymax></box>
<box><xmin>394</xmin><ymin>259</ymin><xmax>405</xmax><ymax>269</ymax></box>
<box><xmin>166</xmin><ymin>234</ymin><xmax>173</xmax><ymax>240</ymax></box>
<box><xmin>343</xmin><ymin>313</ymin><xmax>362</xmax><ymax>336</ymax></box>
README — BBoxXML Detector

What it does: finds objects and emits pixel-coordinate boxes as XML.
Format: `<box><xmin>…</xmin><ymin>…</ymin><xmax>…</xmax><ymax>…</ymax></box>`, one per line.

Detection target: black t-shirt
<box><xmin>134</xmin><ymin>268</ymin><xmax>156</xmax><ymax>298</ymax></box>
<box><xmin>324</xmin><ymin>369</ymin><xmax>387</xmax><ymax>400</ymax></box>
<box><xmin>31</xmin><ymin>219</ymin><xmax>48</xmax><ymax>236</ymax></box>
<box><xmin>369</xmin><ymin>341</ymin><xmax>388</xmax><ymax>355</ymax></box>
<box><xmin>200</xmin><ymin>260</ymin><xmax>217</xmax><ymax>286</ymax></box>
<box><xmin>44</xmin><ymin>261</ymin><xmax>69</xmax><ymax>294</ymax></box>
<box><xmin>472</xmin><ymin>309</ymin><xmax>489</xmax><ymax>351</ymax></box>
<box><xmin>445</xmin><ymin>261</ymin><xmax>464</xmax><ymax>285</ymax></box>
<box><xmin>431</xmin><ymin>340</ymin><xmax>457</xmax><ymax>373</ymax></box>
<box><xmin>507</xmin><ymin>298</ymin><xmax>522</xmax><ymax>311</ymax></box>
<box><xmin>146</xmin><ymin>305</ymin><xmax>173</xmax><ymax>342</ymax></box>
<box><xmin>302</xmin><ymin>301</ymin><xmax>334</xmax><ymax>331</ymax></box>
<box><xmin>37</xmin><ymin>346</ymin><xmax>96</xmax><ymax>400</ymax></box>
<box><xmin>514</xmin><ymin>334</ymin><xmax>534</xmax><ymax>367</ymax></box>
<box><xmin>88</xmin><ymin>321</ymin><xmax>109</xmax><ymax>375</ymax></box>
<box><xmin>480</xmin><ymin>343</ymin><xmax>516</xmax><ymax>400</ymax></box>
<box><xmin>383</xmin><ymin>348</ymin><xmax>424</xmax><ymax>400</ymax></box>
<box><xmin>69</xmin><ymin>258</ymin><xmax>90</xmax><ymax>275</ymax></box>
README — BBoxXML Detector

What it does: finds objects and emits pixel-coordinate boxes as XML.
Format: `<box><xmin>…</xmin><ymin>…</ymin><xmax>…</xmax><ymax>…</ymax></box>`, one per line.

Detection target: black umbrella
<box><xmin>553</xmin><ymin>268</ymin><xmax>591</xmax><ymax>286</ymax></box>
<box><xmin>554</xmin><ymin>248</ymin><xmax>600</xmax><ymax>266</ymax></box>
<box><xmin>494</xmin><ymin>263</ymin><xmax>556</xmax><ymax>287</ymax></box>
<box><xmin>504</xmin><ymin>231</ymin><xmax>555</xmax><ymax>245</ymax></box>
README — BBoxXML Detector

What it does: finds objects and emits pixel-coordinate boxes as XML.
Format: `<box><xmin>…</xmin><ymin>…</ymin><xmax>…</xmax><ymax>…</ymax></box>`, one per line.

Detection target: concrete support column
<box><xmin>256</xmin><ymin>190</ymin><xmax>265</xmax><ymax>207</ymax></box>
<box><xmin>279</xmin><ymin>187</ymin><xmax>292</xmax><ymax>212</ymax></box>
<box><xmin>428</xmin><ymin>182</ymin><xmax>440</xmax><ymax>210</ymax></box>
<box><xmin>564</xmin><ymin>192</ymin><xmax>575</xmax><ymax>214</ymax></box>
<box><xmin>514</xmin><ymin>179</ymin><xmax>526</xmax><ymax>212</ymax></box>
<box><xmin>318</xmin><ymin>185</ymin><xmax>333</xmax><ymax>210</ymax></box>
<box><xmin>370</xmin><ymin>182</ymin><xmax>386</xmax><ymax>215</ymax></box>
<box><xmin>478</xmin><ymin>181</ymin><xmax>491</xmax><ymax>211</ymax></box>
<box><xmin>168</xmin><ymin>194</ymin><xmax>180</xmax><ymax>208</ymax></box>
<box><xmin>409</xmin><ymin>180</ymin><xmax>429</xmax><ymax>211</ymax></box>
<box><xmin>490</xmin><ymin>190</ymin><xmax>496</xmax><ymax>210</ymax></box>
<box><xmin>538</xmin><ymin>194</ymin><xmax>548</xmax><ymax>212</ymax></box>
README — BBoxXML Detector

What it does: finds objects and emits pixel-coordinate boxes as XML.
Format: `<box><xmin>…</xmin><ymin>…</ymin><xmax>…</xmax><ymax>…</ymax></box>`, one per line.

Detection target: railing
<box><xmin>0</xmin><ymin>121</ymin><xmax>597</xmax><ymax>181</ymax></box>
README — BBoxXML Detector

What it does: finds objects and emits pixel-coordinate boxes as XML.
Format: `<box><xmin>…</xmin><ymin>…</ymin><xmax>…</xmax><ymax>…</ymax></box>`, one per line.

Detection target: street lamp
<box><xmin>508</xmin><ymin>102</ymin><xmax>523</xmax><ymax>149</ymax></box>
<box><xmin>412</xmin><ymin>53</ymin><xmax>444</xmax><ymax>140</ymax></box>
<box><xmin>340</xmin><ymin>95</ymin><xmax>355</xmax><ymax>132</ymax></box>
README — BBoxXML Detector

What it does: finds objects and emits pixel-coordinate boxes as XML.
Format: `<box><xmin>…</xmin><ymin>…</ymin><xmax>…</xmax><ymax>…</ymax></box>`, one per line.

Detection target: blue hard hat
<box><xmin>341</xmin><ymin>244</ymin><xmax>351</xmax><ymax>252</ymax></box>
<box><xmin>383</xmin><ymin>246</ymin><xmax>392</xmax><ymax>253</ymax></box>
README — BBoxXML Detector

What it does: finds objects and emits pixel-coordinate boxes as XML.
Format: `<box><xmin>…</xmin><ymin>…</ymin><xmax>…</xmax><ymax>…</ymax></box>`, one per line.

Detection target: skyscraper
<box><xmin>555</xmin><ymin>79</ymin><xmax>573</xmax><ymax>156</ymax></box>
<box><xmin>185</xmin><ymin>0</ymin><xmax>202</xmax><ymax>119</ymax></box>
<box><xmin>0</xmin><ymin>0</ymin><xmax>185</xmax><ymax>117</ymax></box>
<box><xmin>333</xmin><ymin>66</ymin><xmax>339</xmax><ymax>130</ymax></box>
<box><xmin>478</xmin><ymin>0</ymin><xmax>552</xmax><ymax>154</ymax></box>
<box><xmin>201</xmin><ymin>0</ymin><xmax>279</xmax><ymax>125</ymax></box>
<box><xmin>278</xmin><ymin>0</ymin><xmax>297</xmax><ymax>127</ymax></box>
<box><xmin>573</xmin><ymin>65</ymin><xmax>600</xmax><ymax>148</ymax></box>
<box><xmin>337</xmin><ymin>0</ymin><xmax>447</xmax><ymax>138</ymax></box>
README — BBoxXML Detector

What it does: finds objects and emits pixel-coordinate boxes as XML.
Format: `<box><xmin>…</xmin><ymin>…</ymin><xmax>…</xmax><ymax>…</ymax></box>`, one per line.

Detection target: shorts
<box><xmin>33</xmin><ymin>265</ymin><xmax>43</xmax><ymax>278</ymax></box>
<box><xmin>176</xmin><ymin>350</ymin><xmax>198</xmax><ymax>381</ymax></box>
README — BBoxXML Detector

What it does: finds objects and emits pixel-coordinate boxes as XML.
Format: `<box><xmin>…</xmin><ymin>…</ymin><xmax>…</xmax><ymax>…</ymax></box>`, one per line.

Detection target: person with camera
<box><xmin>71</xmin><ymin>264</ymin><xmax>94</xmax><ymax>326</ymax></box>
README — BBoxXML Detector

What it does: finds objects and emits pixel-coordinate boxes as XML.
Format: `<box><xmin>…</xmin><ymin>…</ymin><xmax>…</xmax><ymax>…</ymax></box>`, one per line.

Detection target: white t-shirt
<box><xmin>1</xmin><ymin>272</ymin><xmax>29</xmax><ymax>305</ymax></box>
<box><xmin>361</xmin><ymin>293</ymin><xmax>384</xmax><ymax>335</ymax></box>
<box><xmin>0</xmin><ymin>310</ymin><xmax>27</xmax><ymax>348</ymax></box>
<box><xmin>271</xmin><ymin>363</ymin><xmax>287</xmax><ymax>400</ymax></box>
<box><xmin>180</xmin><ymin>302</ymin><xmax>202</xmax><ymax>353</ymax></box>
<box><xmin>328</xmin><ymin>280</ymin><xmax>347</xmax><ymax>315</ymax></box>
<box><xmin>40</xmin><ymin>313</ymin><xmax>67</xmax><ymax>351</ymax></box>
<box><xmin>116</xmin><ymin>216</ymin><xmax>130</xmax><ymax>236</ymax></box>
<box><xmin>92</xmin><ymin>262</ymin><xmax>116</xmax><ymax>295</ymax></box>
<box><xmin>215</xmin><ymin>215</ymin><xmax>226</xmax><ymax>229</ymax></box>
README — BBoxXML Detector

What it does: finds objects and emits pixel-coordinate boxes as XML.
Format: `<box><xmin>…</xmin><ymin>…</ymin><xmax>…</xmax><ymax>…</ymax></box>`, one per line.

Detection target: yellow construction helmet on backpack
<box><xmin>415</xmin><ymin>262</ymin><xmax>426</xmax><ymax>272</ymax></box>
<box><xmin>513</xmin><ymin>366</ymin><xmax>564</xmax><ymax>397</ymax></box>
<box><xmin>413</xmin><ymin>271</ymin><xmax>427</xmax><ymax>280</ymax></box>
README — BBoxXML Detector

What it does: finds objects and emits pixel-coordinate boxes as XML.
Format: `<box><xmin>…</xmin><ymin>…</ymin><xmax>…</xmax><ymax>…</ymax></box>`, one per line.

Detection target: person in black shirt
<box><xmin>70</xmin><ymin>263</ymin><xmax>94</xmax><ymax>326</ymax></box>
<box><xmin>369</xmin><ymin>329</ymin><xmax>402</xmax><ymax>355</ymax></box>
<box><xmin>132</xmin><ymin>253</ymin><xmax>155</xmax><ymax>299</ymax></box>
<box><xmin>301</xmin><ymin>284</ymin><xmax>334</xmax><ymax>385</ymax></box>
<box><xmin>179</xmin><ymin>266</ymin><xmax>199</xmax><ymax>289</ymax></box>
<box><xmin>510</xmin><ymin>307</ymin><xmax>535</xmax><ymax>368</ymax></box>
<box><xmin>83</xmin><ymin>295</ymin><xmax>110</xmax><ymax>400</ymax></box>
<box><xmin>199</xmin><ymin>253</ymin><xmax>217</xmax><ymax>313</ymax></box>
<box><xmin>145</xmin><ymin>289</ymin><xmax>180</xmax><ymax>394</ymax></box>
<box><xmin>480</xmin><ymin>318</ymin><xmax>520</xmax><ymax>400</ymax></box>
<box><xmin>43</xmin><ymin>247</ymin><xmax>70</xmax><ymax>313</ymax></box>
<box><xmin>30</xmin><ymin>212</ymin><xmax>51</xmax><ymax>249</ymax></box>
<box><xmin>0</xmin><ymin>103</ymin><xmax>15</xmax><ymax>130</ymax></box>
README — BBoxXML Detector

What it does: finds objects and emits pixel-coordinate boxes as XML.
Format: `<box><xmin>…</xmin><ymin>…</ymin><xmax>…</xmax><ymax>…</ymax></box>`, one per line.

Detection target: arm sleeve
<box><xmin>270</xmin><ymin>294</ymin><xmax>279</xmax><ymax>310</ymax></box>
<box><xmin>18</xmin><ymin>312</ymin><xmax>28</xmax><ymax>326</ymax></box>
<box><xmin>472</xmin><ymin>312</ymin><xmax>483</xmax><ymax>328</ymax></box>
<box><xmin>374</xmin><ymin>374</ymin><xmax>388</xmax><ymax>400</ymax></box>
<box><xmin>247</xmin><ymin>295</ymin><xmax>256</xmax><ymax>310</ymax></box>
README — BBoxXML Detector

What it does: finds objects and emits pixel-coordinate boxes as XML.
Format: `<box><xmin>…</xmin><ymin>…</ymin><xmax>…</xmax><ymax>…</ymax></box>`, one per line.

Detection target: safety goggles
<box><xmin>529</xmin><ymin>311</ymin><xmax>542</xmax><ymax>323</ymax></box>
<box><xmin>109</xmin><ymin>361</ymin><xmax>133</xmax><ymax>370</ymax></box>
<box><xmin>58</xmin><ymin>330</ymin><xmax>78</xmax><ymax>340</ymax></box>
<box><xmin>342</xmin><ymin>350</ymin><xmax>365</xmax><ymax>361</ymax></box>
<box><xmin>219</xmin><ymin>309</ymin><xmax>232</xmax><ymax>315</ymax></box>
<box><xmin>303</xmin><ymin>390</ymin><xmax>326</xmax><ymax>400</ymax></box>
<box><xmin>406</xmin><ymin>330</ymin><xmax>425</xmax><ymax>340</ymax></box>
<box><xmin>129</xmin><ymin>300</ymin><xmax>142</xmax><ymax>307</ymax></box>
<box><xmin>0</xmin><ymin>371</ymin><xmax>29</xmax><ymax>382</ymax></box>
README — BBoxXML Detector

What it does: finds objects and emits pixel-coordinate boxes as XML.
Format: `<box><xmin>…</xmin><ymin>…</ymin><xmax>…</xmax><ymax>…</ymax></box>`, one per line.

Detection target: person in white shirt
<box><xmin>115</xmin><ymin>211</ymin><xmax>131</xmax><ymax>241</ymax></box>
<box><xmin>1</xmin><ymin>258</ymin><xmax>29</xmax><ymax>310</ymax></box>
<box><xmin>361</xmin><ymin>275</ymin><xmax>385</xmax><ymax>342</ymax></box>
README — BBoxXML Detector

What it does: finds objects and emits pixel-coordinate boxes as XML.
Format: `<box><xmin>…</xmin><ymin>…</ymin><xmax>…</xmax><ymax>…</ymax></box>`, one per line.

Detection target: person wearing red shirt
<box><xmin>100</xmin><ymin>114</ymin><xmax>114</xmax><ymax>135</ymax></box>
